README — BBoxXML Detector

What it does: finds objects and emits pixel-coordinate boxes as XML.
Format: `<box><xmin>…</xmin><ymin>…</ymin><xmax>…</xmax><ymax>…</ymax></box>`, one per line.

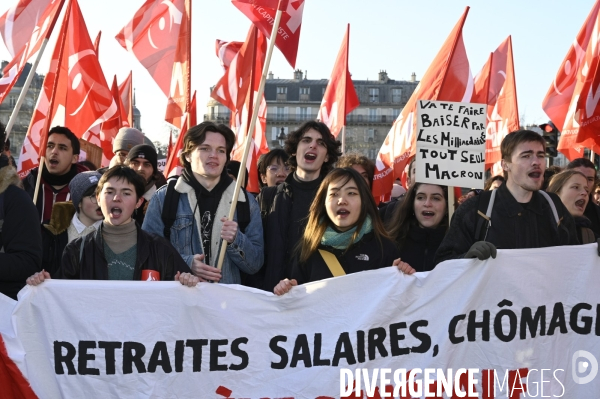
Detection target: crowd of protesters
<box><xmin>0</xmin><ymin>119</ymin><xmax>597</xmax><ymax>300</ymax></box>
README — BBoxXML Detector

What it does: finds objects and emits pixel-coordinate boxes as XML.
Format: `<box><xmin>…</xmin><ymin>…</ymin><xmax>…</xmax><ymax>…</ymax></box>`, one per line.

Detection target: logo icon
<box><xmin>572</xmin><ymin>350</ymin><xmax>598</xmax><ymax>384</ymax></box>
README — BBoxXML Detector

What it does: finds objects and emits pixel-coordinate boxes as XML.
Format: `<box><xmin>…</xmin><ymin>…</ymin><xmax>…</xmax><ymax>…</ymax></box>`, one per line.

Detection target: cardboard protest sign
<box><xmin>2</xmin><ymin>244</ymin><xmax>600</xmax><ymax>398</ymax></box>
<box><xmin>416</xmin><ymin>100</ymin><xmax>487</xmax><ymax>189</ymax></box>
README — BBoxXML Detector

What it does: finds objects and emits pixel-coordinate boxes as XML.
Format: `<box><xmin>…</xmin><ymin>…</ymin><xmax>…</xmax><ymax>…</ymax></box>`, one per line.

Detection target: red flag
<box><xmin>317</xmin><ymin>24</ymin><xmax>359</xmax><ymax>138</ymax></box>
<box><xmin>118</xmin><ymin>71</ymin><xmax>133</xmax><ymax>127</ymax></box>
<box><xmin>542</xmin><ymin>0</ymin><xmax>600</xmax><ymax>160</ymax></box>
<box><xmin>189</xmin><ymin>89</ymin><xmax>197</xmax><ymax>126</ymax></box>
<box><xmin>211</xmin><ymin>26</ymin><xmax>269</xmax><ymax>193</ymax></box>
<box><xmin>0</xmin><ymin>0</ymin><xmax>65</xmax><ymax>105</ymax></box>
<box><xmin>472</xmin><ymin>36</ymin><xmax>520</xmax><ymax>170</ymax></box>
<box><xmin>17</xmin><ymin>0</ymin><xmax>116</xmax><ymax>176</ymax></box>
<box><xmin>93</xmin><ymin>30</ymin><xmax>101</xmax><ymax>56</ymax></box>
<box><xmin>231</xmin><ymin>0</ymin><xmax>304</xmax><ymax>68</ymax></box>
<box><xmin>372</xmin><ymin>7</ymin><xmax>472</xmax><ymax>199</ymax></box>
<box><xmin>164</xmin><ymin>91</ymin><xmax>195</xmax><ymax>178</ymax></box>
<box><xmin>215</xmin><ymin>39</ymin><xmax>243</xmax><ymax>70</ymax></box>
<box><xmin>93</xmin><ymin>76</ymin><xmax>123</xmax><ymax>166</ymax></box>
<box><xmin>115</xmin><ymin>0</ymin><xmax>190</xmax><ymax>129</ymax></box>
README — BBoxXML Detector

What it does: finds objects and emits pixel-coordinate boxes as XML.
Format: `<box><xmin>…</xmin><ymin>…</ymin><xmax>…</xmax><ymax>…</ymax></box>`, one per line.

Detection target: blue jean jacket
<box><xmin>142</xmin><ymin>177</ymin><xmax>264</xmax><ymax>284</ymax></box>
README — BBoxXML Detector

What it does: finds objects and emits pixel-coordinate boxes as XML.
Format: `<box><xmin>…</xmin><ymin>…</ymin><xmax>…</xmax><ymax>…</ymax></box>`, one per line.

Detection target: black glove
<box><xmin>465</xmin><ymin>241</ymin><xmax>497</xmax><ymax>260</ymax></box>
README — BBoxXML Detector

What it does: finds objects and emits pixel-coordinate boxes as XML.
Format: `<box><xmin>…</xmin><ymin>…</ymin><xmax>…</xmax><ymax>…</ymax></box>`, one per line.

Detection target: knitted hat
<box><xmin>69</xmin><ymin>171</ymin><xmax>102</xmax><ymax>210</ymax></box>
<box><xmin>113</xmin><ymin>128</ymin><xmax>144</xmax><ymax>153</ymax></box>
<box><xmin>126</xmin><ymin>144</ymin><xmax>158</xmax><ymax>174</ymax></box>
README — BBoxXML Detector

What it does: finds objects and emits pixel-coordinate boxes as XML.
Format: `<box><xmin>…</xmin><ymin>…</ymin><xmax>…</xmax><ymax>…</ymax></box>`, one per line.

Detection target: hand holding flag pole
<box><xmin>215</xmin><ymin>0</ymin><xmax>286</xmax><ymax>271</ymax></box>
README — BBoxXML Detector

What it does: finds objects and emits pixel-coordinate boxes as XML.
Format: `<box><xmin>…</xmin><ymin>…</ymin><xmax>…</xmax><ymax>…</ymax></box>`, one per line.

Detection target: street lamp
<box><xmin>277</xmin><ymin>127</ymin><xmax>286</xmax><ymax>147</ymax></box>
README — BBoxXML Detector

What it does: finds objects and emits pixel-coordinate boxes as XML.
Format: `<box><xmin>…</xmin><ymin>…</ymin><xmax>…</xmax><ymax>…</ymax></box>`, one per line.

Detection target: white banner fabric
<box><xmin>1</xmin><ymin>244</ymin><xmax>600</xmax><ymax>398</ymax></box>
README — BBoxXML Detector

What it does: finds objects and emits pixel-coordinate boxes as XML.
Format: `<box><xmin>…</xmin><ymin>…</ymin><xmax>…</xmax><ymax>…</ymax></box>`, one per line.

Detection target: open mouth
<box><xmin>575</xmin><ymin>199</ymin><xmax>586</xmax><ymax>210</ymax></box>
<box><xmin>337</xmin><ymin>209</ymin><xmax>350</xmax><ymax>216</ymax></box>
<box><xmin>422</xmin><ymin>211</ymin><xmax>435</xmax><ymax>218</ymax></box>
<box><xmin>110</xmin><ymin>207</ymin><xmax>122</xmax><ymax>216</ymax></box>
<box><xmin>528</xmin><ymin>171</ymin><xmax>542</xmax><ymax>179</ymax></box>
<box><xmin>96</xmin><ymin>207</ymin><xmax>103</xmax><ymax>217</ymax></box>
<box><xmin>48</xmin><ymin>159</ymin><xmax>59</xmax><ymax>166</ymax></box>
<box><xmin>304</xmin><ymin>153</ymin><xmax>317</xmax><ymax>161</ymax></box>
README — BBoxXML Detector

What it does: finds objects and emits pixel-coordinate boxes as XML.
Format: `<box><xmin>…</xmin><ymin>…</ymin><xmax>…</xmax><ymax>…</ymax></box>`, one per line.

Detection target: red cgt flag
<box><xmin>17</xmin><ymin>0</ymin><xmax>116</xmax><ymax>176</ymax></box>
<box><xmin>472</xmin><ymin>36</ymin><xmax>520</xmax><ymax>170</ymax></box>
<box><xmin>372</xmin><ymin>7</ymin><xmax>472</xmax><ymax>200</ymax></box>
<box><xmin>94</xmin><ymin>76</ymin><xmax>124</xmax><ymax>166</ymax></box>
<box><xmin>211</xmin><ymin>26</ymin><xmax>269</xmax><ymax>193</ymax></box>
<box><xmin>118</xmin><ymin>71</ymin><xmax>133</xmax><ymax>127</ymax></box>
<box><xmin>164</xmin><ymin>91</ymin><xmax>195</xmax><ymax>178</ymax></box>
<box><xmin>0</xmin><ymin>0</ymin><xmax>65</xmax><ymax>105</ymax></box>
<box><xmin>317</xmin><ymin>24</ymin><xmax>359</xmax><ymax>138</ymax></box>
<box><xmin>115</xmin><ymin>0</ymin><xmax>190</xmax><ymax>130</ymax></box>
<box><xmin>231</xmin><ymin>0</ymin><xmax>304</xmax><ymax>68</ymax></box>
<box><xmin>542</xmin><ymin>0</ymin><xmax>600</xmax><ymax>160</ymax></box>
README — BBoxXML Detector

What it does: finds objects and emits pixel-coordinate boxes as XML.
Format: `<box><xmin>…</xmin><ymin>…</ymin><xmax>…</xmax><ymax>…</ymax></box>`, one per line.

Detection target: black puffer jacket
<box><xmin>56</xmin><ymin>223</ymin><xmax>190</xmax><ymax>280</ymax></box>
<box><xmin>397</xmin><ymin>224</ymin><xmax>447</xmax><ymax>272</ymax></box>
<box><xmin>0</xmin><ymin>166</ymin><xmax>42</xmax><ymax>299</ymax></box>
<box><xmin>291</xmin><ymin>231</ymin><xmax>400</xmax><ymax>284</ymax></box>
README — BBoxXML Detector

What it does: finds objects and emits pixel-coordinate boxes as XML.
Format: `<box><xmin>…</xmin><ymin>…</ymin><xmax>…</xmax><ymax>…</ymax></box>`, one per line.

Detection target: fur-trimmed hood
<box><xmin>0</xmin><ymin>166</ymin><xmax>22</xmax><ymax>194</ymax></box>
<box><xmin>43</xmin><ymin>202</ymin><xmax>76</xmax><ymax>236</ymax></box>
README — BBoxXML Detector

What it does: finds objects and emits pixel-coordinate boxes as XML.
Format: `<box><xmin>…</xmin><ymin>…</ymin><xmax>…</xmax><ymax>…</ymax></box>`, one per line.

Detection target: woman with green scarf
<box><xmin>274</xmin><ymin>168</ymin><xmax>408</xmax><ymax>295</ymax></box>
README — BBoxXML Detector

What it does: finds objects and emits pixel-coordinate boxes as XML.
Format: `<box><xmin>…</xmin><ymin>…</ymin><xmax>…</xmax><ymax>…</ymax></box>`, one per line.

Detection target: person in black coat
<box><xmin>273</xmin><ymin>168</ymin><xmax>410</xmax><ymax>295</ymax></box>
<box><xmin>386</xmin><ymin>183</ymin><xmax>449</xmax><ymax>273</ymax></box>
<box><xmin>0</xmin><ymin>154</ymin><xmax>42</xmax><ymax>299</ymax></box>
<box><xmin>27</xmin><ymin>166</ymin><xmax>190</xmax><ymax>286</ymax></box>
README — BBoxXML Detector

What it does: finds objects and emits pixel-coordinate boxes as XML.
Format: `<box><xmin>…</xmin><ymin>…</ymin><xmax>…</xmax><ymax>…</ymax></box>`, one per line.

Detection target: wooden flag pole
<box><xmin>32</xmin><ymin>156</ymin><xmax>46</xmax><ymax>205</ymax></box>
<box><xmin>4</xmin><ymin>38</ymin><xmax>50</xmax><ymax>145</ymax></box>
<box><xmin>341</xmin><ymin>125</ymin><xmax>346</xmax><ymax>153</ymax></box>
<box><xmin>215</xmin><ymin>3</ymin><xmax>285</xmax><ymax>271</ymax></box>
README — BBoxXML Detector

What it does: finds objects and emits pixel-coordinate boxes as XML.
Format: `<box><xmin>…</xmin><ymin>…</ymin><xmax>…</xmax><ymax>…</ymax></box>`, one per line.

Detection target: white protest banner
<box><xmin>1</xmin><ymin>244</ymin><xmax>600</xmax><ymax>398</ymax></box>
<box><xmin>416</xmin><ymin>100</ymin><xmax>487</xmax><ymax>189</ymax></box>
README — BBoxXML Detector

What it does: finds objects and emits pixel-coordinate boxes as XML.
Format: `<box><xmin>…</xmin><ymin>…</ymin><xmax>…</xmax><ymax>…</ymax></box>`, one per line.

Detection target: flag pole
<box><xmin>215</xmin><ymin>1</ymin><xmax>285</xmax><ymax>271</ymax></box>
<box><xmin>4</xmin><ymin>38</ymin><xmax>50</xmax><ymax>145</ymax></box>
<box><xmin>448</xmin><ymin>186</ymin><xmax>455</xmax><ymax>222</ymax></box>
<box><xmin>341</xmin><ymin>125</ymin><xmax>346</xmax><ymax>153</ymax></box>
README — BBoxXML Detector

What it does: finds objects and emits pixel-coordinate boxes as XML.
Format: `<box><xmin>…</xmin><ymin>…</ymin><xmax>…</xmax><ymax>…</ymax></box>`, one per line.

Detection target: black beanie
<box><xmin>126</xmin><ymin>144</ymin><xmax>158</xmax><ymax>174</ymax></box>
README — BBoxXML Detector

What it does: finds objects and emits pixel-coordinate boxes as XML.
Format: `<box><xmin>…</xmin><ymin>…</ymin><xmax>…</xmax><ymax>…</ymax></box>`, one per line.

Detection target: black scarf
<box><xmin>41</xmin><ymin>164</ymin><xmax>79</xmax><ymax>187</ymax></box>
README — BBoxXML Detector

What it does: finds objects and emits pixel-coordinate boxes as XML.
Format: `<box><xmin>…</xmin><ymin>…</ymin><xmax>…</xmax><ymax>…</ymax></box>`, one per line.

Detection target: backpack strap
<box><xmin>474</xmin><ymin>189</ymin><xmax>497</xmax><ymax>242</ymax></box>
<box><xmin>318</xmin><ymin>249</ymin><xmax>346</xmax><ymax>277</ymax></box>
<box><xmin>161</xmin><ymin>179</ymin><xmax>180</xmax><ymax>240</ymax></box>
<box><xmin>236</xmin><ymin>189</ymin><xmax>251</xmax><ymax>234</ymax></box>
<box><xmin>538</xmin><ymin>190</ymin><xmax>560</xmax><ymax>226</ymax></box>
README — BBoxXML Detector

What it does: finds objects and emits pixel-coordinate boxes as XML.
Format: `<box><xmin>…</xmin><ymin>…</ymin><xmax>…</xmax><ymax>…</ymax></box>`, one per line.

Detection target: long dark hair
<box><xmin>297</xmin><ymin>168</ymin><xmax>388</xmax><ymax>263</ymax></box>
<box><xmin>386</xmin><ymin>183</ymin><xmax>449</xmax><ymax>249</ymax></box>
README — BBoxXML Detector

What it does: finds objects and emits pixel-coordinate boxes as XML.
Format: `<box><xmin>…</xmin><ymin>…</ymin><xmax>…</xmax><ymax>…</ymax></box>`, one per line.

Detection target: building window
<box><xmin>300</xmin><ymin>86</ymin><xmax>310</xmax><ymax>101</ymax></box>
<box><xmin>277</xmin><ymin>86</ymin><xmax>287</xmax><ymax>101</ymax></box>
<box><xmin>392</xmin><ymin>108</ymin><xmax>400</xmax><ymax>119</ymax></box>
<box><xmin>276</xmin><ymin>107</ymin><xmax>285</xmax><ymax>121</ymax></box>
<box><xmin>369</xmin><ymin>108</ymin><xmax>377</xmax><ymax>122</ymax></box>
<box><xmin>365</xmin><ymin>128</ymin><xmax>375</xmax><ymax>142</ymax></box>
<box><xmin>392</xmin><ymin>88</ymin><xmax>402</xmax><ymax>103</ymax></box>
<box><xmin>299</xmin><ymin>107</ymin><xmax>308</xmax><ymax>119</ymax></box>
<box><xmin>369</xmin><ymin>88</ymin><xmax>379</xmax><ymax>103</ymax></box>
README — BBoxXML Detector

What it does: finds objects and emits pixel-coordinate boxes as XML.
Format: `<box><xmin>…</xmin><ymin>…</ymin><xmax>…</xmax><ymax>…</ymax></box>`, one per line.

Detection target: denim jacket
<box><xmin>142</xmin><ymin>176</ymin><xmax>264</xmax><ymax>284</ymax></box>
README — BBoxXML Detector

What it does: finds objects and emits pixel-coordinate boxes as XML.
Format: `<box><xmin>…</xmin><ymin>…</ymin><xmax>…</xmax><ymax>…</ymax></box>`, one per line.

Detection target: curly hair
<box><xmin>336</xmin><ymin>152</ymin><xmax>375</xmax><ymax>188</ymax></box>
<box><xmin>284</xmin><ymin>120</ymin><xmax>341</xmax><ymax>175</ymax></box>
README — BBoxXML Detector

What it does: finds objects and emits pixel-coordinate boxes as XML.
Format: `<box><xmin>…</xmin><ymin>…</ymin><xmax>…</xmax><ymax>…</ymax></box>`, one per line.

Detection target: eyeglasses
<box><xmin>87</xmin><ymin>195</ymin><xmax>98</xmax><ymax>204</ymax></box>
<box><xmin>267</xmin><ymin>165</ymin><xmax>291</xmax><ymax>173</ymax></box>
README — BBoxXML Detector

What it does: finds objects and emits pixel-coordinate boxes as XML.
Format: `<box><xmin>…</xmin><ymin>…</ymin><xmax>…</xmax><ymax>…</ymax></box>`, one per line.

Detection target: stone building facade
<box><xmin>204</xmin><ymin>69</ymin><xmax>419</xmax><ymax>160</ymax></box>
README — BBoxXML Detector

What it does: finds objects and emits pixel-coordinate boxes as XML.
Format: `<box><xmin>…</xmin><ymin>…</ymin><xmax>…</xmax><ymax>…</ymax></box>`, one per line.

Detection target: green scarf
<box><xmin>321</xmin><ymin>216</ymin><xmax>372</xmax><ymax>250</ymax></box>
